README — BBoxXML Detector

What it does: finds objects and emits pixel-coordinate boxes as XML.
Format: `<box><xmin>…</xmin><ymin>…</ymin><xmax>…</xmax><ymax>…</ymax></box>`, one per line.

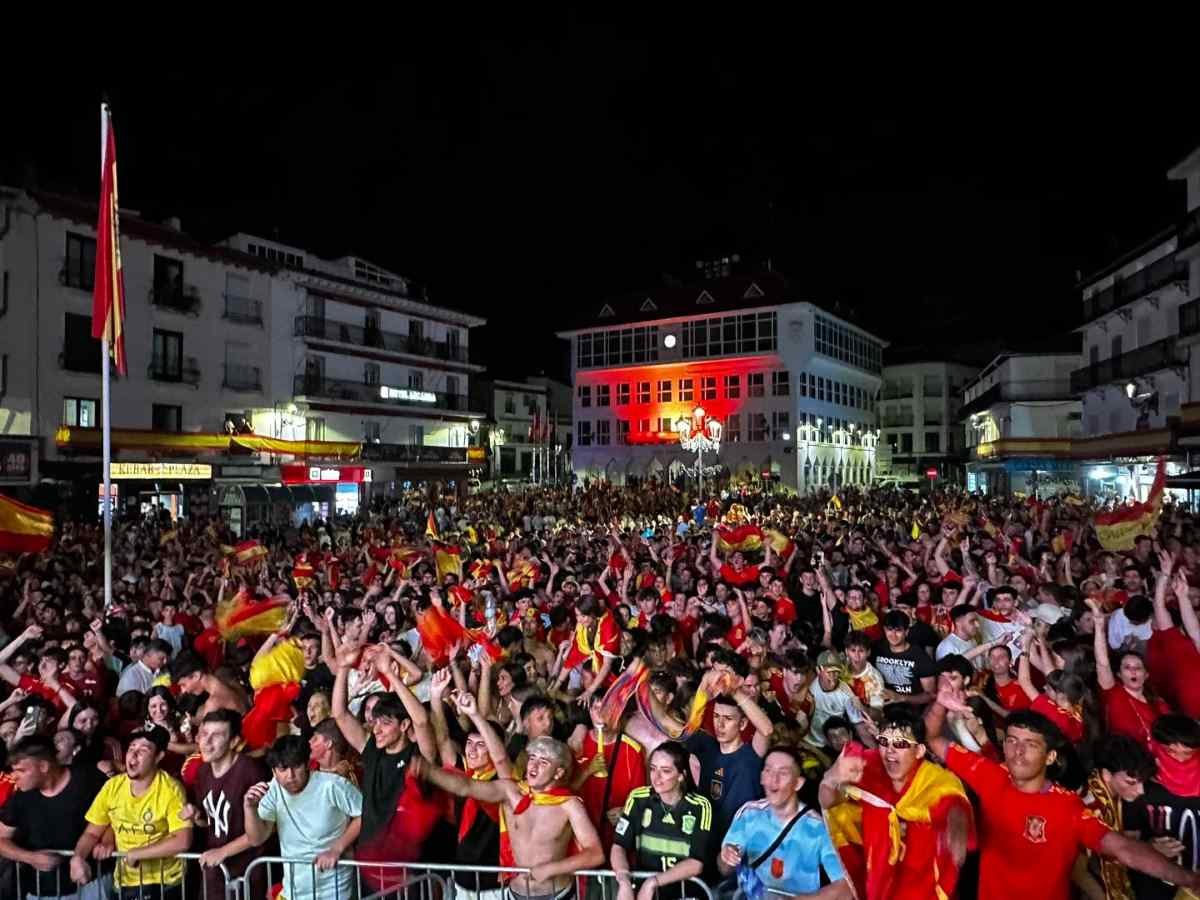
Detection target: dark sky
<box><xmin>5</xmin><ymin>26</ymin><xmax>1199</xmax><ymax>379</ymax></box>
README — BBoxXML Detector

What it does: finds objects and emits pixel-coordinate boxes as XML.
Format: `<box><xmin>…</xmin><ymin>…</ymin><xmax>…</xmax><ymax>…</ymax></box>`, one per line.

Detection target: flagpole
<box><xmin>100</xmin><ymin>102</ymin><xmax>114</xmax><ymax>612</ymax></box>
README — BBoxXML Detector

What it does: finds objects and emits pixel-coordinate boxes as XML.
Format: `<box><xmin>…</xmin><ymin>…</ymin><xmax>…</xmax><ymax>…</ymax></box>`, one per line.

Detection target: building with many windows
<box><xmin>556</xmin><ymin>271</ymin><xmax>886</xmax><ymax>492</ymax></box>
<box><xmin>471</xmin><ymin>377</ymin><xmax>571</xmax><ymax>484</ymax></box>
<box><xmin>877</xmin><ymin>359</ymin><xmax>977</xmax><ymax>484</ymax></box>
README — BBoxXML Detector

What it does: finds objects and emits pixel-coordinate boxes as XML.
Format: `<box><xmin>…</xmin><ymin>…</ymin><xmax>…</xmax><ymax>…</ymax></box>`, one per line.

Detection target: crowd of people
<box><xmin>1</xmin><ymin>480</ymin><xmax>1200</xmax><ymax>899</ymax></box>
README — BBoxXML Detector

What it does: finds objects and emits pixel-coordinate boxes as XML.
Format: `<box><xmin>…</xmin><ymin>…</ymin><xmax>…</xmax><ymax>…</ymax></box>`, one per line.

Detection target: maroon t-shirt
<box><xmin>192</xmin><ymin>754</ymin><xmax>269</xmax><ymax>897</ymax></box>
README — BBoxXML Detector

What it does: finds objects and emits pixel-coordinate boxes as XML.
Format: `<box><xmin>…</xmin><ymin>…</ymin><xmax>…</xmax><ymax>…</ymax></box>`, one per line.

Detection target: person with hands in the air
<box><xmin>923</xmin><ymin>675</ymin><xmax>1200</xmax><ymax>900</ymax></box>
<box><xmin>242</xmin><ymin>734</ymin><xmax>362</xmax><ymax>900</ymax></box>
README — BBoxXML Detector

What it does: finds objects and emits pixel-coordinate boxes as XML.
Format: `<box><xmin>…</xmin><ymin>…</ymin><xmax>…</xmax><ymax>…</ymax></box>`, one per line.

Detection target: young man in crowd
<box><xmin>116</xmin><ymin>638</ymin><xmax>172</xmax><ymax>697</ymax></box>
<box><xmin>873</xmin><ymin>611</ymin><xmax>936</xmax><ymax>705</ymax></box>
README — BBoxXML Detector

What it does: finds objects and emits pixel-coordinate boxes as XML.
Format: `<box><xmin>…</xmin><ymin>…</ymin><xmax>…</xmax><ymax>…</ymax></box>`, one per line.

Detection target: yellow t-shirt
<box><xmin>85</xmin><ymin>770</ymin><xmax>189</xmax><ymax>887</ymax></box>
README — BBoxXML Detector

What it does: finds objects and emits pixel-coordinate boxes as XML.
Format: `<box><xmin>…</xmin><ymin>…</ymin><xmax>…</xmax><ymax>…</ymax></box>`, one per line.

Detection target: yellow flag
<box><xmin>911</xmin><ymin>520</ymin><xmax>921</xmax><ymax>540</ymax></box>
<box><xmin>830</xmin><ymin>494</ymin><xmax>843</xmax><ymax>511</ymax></box>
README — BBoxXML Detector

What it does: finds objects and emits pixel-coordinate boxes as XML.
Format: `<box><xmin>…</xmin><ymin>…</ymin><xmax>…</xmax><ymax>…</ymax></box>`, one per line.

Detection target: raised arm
<box><xmin>1087</xmin><ymin>598</ymin><xmax>1116</xmax><ymax>691</ymax></box>
<box><xmin>1173</xmin><ymin>569</ymin><xmax>1200</xmax><ymax>652</ymax></box>
<box><xmin>381</xmin><ymin>644</ymin><xmax>438</xmax><ymax>762</ymax></box>
<box><xmin>428</xmin><ymin>668</ymin><xmax>460</xmax><ymax>767</ymax></box>
<box><xmin>332</xmin><ymin>657</ymin><xmax>368</xmax><ymax>754</ymax></box>
<box><xmin>1152</xmin><ymin>551</ymin><xmax>1175</xmax><ymax>632</ymax></box>
<box><xmin>457</xmin><ymin>691</ymin><xmax>514</xmax><ymax>778</ymax></box>
<box><xmin>1016</xmin><ymin>638</ymin><xmax>1040</xmax><ymax>702</ymax></box>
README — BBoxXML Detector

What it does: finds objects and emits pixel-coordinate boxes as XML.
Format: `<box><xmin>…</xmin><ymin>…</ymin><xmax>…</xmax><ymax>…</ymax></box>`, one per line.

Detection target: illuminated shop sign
<box><xmin>110</xmin><ymin>463</ymin><xmax>213</xmax><ymax>479</ymax></box>
<box><xmin>379</xmin><ymin>386</ymin><xmax>436</xmax><ymax>403</ymax></box>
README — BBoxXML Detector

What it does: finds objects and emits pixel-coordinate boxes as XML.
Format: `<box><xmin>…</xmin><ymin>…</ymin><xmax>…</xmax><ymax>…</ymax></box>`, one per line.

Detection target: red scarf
<box><xmin>1151</xmin><ymin>741</ymin><xmax>1200</xmax><ymax>798</ymax></box>
<box><xmin>457</xmin><ymin>764</ymin><xmax>499</xmax><ymax>841</ymax></box>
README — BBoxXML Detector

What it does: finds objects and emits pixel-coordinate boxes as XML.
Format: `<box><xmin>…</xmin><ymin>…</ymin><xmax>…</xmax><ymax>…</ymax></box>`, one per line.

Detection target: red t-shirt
<box><xmin>18</xmin><ymin>675</ymin><xmax>65</xmax><ymax>712</ymax></box>
<box><xmin>1031</xmin><ymin>694</ymin><xmax>1084</xmax><ymax>743</ymax></box>
<box><xmin>1148</xmin><ymin>626</ymin><xmax>1200</xmax><ymax>718</ymax></box>
<box><xmin>945</xmin><ymin>744</ymin><xmax>1111</xmax><ymax>900</ymax></box>
<box><xmin>719</xmin><ymin>563</ymin><xmax>760</xmax><ymax>587</ymax></box>
<box><xmin>993</xmin><ymin>678</ymin><xmax>1032</xmax><ymax>713</ymax></box>
<box><xmin>773</xmin><ymin>595</ymin><xmax>797</xmax><ymax>627</ymax></box>
<box><xmin>1101</xmin><ymin>684</ymin><xmax>1170</xmax><ymax>745</ymax></box>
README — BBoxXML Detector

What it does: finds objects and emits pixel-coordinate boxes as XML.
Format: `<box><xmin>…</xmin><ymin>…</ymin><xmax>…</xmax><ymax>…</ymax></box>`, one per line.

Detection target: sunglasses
<box><xmin>876</xmin><ymin>735</ymin><xmax>917</xmax><ymax>751</ymax></box>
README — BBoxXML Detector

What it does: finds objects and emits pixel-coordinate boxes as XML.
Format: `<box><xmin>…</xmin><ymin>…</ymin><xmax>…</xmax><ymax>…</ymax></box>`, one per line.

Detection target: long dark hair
<box><xmin>649</xmin><ymin>740</ymin><xmax>696</xmax><ymax>794</ymax></box>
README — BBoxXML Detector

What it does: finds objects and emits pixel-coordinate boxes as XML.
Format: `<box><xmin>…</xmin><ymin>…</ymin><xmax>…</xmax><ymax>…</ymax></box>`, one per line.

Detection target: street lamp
<box><xmin>674</xmin><ymin>407</ymin><xmax>722</xmax><ymax>497</ymax></box>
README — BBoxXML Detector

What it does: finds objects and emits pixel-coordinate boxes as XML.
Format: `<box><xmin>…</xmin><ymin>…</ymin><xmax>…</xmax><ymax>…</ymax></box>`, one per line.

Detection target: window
<box><xmin>1090</xmin><ymin>345</ymin><xmax>1099</xmax><ymax>366</ymax></box>
<box><xmin>657</xmin><ymin>417</ymin><xmax>673</xmax><ymax>433</ymax></box>
<box><xmin>1108</xmin><ymin>409</ymin><xmax>1123</xmax><ymax>433</ymax></box>
<box><xmin>446</xmin><ymin>376</ymin><xmax>460</xmax><ymax>405</ymax></box>
<box><xmin>364</xmin><ymin>421</ymin><xmax>382</xmax><ymax>442</ymax></box>
<box><xmin>63</xmin><ymin>234</ymin><xmax>96</xmax><ymax>290</ymax></box>
<box><xmin>596</xmin><ymin>419</ymin><xmax>611</xmax><ymax>446</ymax></box>
<box><xmin>817</xmin><ymin>377</ymin><xmax>826</xmax><ymax>402</ymax></box>
<box><xmin>408</xmin><ymin>370</ymin><xmax>424</xmax><ymax>390</ymax></box>
<box><xmin>700</xmin><ymin>376</ymin><xmax>717</xmax><ymax>401</ymax></box>
<box><xmin>1111</xmin><ymin>335</ymin><xmax>1123</xmax><ymax>359</ymax></box>
<box><xmin>657</xmin><ymin>380</ymin><xmax>672</xmax><ymax>403</ymax></box>
<box><xmin>617</xmin><ymin>383</ymin><xmax>630</xmax><ymax>406</ymax></box>
<box><xmin>901</xmin><ymin>433</ymin><xmax>913</xmax><ymax>454</ymax></box>
<box><xmin>771</xmin><ymin>370</ymin><xmax>790</xmax><ymax>396</ymax></box>
<box><xmin>726</xmin><ymin>414</ymin><xmax>741</xmax><ymax>443</ymax></box>
<box><xmin>577</xmin><ymin>421</ymin><xmax>593</xmax><ymax>446</ymax></box>
<box><xmin>597</xmin><ymin>384</ymin><xmax>611</xmax><ymax>407</ymax></box>
<box><xmin>364</xmin><ymin>363</ymin><xmax>380</xmax><ymax>385</ymax></box>
<box><xmin>307</xmin><ymin>417</ymin><xmax>327</xmax><ymax>442</ymax></box>
<box><xmin>639</xmin><ymin>418</ymin><xmax>650</xmax><ymax>433</ymax></box>
<box><xmin>617</xmin><ymin>419</ymin><xmax>630</xmax><ymax>443</ymax></box>
<box><xmin>681</xmin><ymin>311</ymin><xmax>777</xmax><ymax>358</ymax></box>
<box><xmin>724</xmin><ymin>374</ymin><xmax>740</xmax><ymax>399</ymax></box>
<box><xmin>679</xmin><ymin>378</ymin><xmax>694</xmax><ymax>402</ymax></box>
<box><xmin>152</xmin><ymin>255</ymin><xmax>184</xmax><ymax>300</ymax></box>
<box><xmin>749</xmin><ymin>413</ymin><xmax>768</xmax><ymax>442</ymax></box>
<box><xmin>151</xmin><ymin>329</ymin><xmax>183</xmax><ymax>380</ymax></box>
<box><xmin>410</xmin><ymin>319</ymin><xmax>425</xmax><ymax>343</ymax></box>
<box><xmin>636</xmin><ymin>381</ymin><xmax>650</xmax><ymax>404</ymax></box>
<box><xmin>578</xmin><ymin>385</ymin><xmax>591</xmax><ymax>408</ymax></box>
<box><xmin>63</xmin><ymin>313</ymin><xmax>102</xmax><ymax>372</ymax></box>
<box><xmin>813</xmin><ymin>314</ymin><xmax>881</xmax><ymax>373</ymax></box>
<box><xmin>1137</xmin><ymin>316</ymin><xmax>1151</xmax><ymax>347</ymax></box>
<box><xmin>925</xmin><ymin>432</ymin><xmax>940</xmax><ymax>453</ymax></box>
<box><xmin>63</xmin><ymin>397</ymin><xmax>98</xmax><ymax>427</ymax></box>
<box><xmin>408</xmin><ymin>424</ymin><xmax>424</xmax><ymax>446</ymax></box>
<box><xmin>772</xmin><ymin>411</ymin><xmax>790</xmax><ymax>439</ymax></box>
<box><xmin>505</xmin><ymin>392</ymin><xmax>515</xmax><ymax>414</ymax></box>
<box><xmin>152</xmin><ymin>404</ymin><xmax>182</xmax><ymax>432</ymax></box>
<box><xmin>799</xmin><ymin>372</ymin><xmax>807</xmax><ymax>397</ymax></box>
<box><xmin>748</xmin><ymin>373</ymin><xmax>764</xmax><ymax>398</ymax></box>
<box><xmin>576</xmin><ymin>326</ymin><xmax>661</xmax><ymax>369</ymax></box>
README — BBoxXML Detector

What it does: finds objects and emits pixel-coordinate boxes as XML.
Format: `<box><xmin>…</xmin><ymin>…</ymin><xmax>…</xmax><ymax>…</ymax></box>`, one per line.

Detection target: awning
<box><xmin>264</xmin><ymin>486</ymin><xmax>292</xmax><ymax>504</ymax></box>
<box><xmin>1166</xmin><ymin>472</ymin><xmax>1200</xmax><ymax>490</ymax></box>
<box><xmin>55</xmin><ymin>427</ymin><xmax>361</xmax><ymax>459</ymax></box>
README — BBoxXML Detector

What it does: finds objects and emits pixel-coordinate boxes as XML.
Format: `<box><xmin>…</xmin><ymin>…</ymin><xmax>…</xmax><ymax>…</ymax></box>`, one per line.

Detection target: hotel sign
<box><xmin>380</xmin><ymin>386</ymin><xmax>436</xmax><ymax>403</ymax></box>
<box><xmin>110</xmin><ymin>462</ymin><xmax>213</xmax><ymax>480</ymax></box>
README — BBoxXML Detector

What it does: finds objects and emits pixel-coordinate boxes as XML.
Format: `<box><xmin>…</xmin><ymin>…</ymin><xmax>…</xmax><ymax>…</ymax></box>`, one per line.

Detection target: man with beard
<box><xmin>181</xmin><ymin>709</ymin><xmax>268</xmax><ymax>900</ymax></box>
<box><xmin>820</xmin><ymin>706</ymin><xmax>973</xmax><ymax>900</ymax></box>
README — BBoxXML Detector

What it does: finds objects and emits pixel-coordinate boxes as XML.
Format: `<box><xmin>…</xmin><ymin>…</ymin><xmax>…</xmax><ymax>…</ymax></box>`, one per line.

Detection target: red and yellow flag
<box><xmin>0</xmin><ymin>494</ymin><xmax>54</xmax><ymax>553</ymax></box>
<box><xmin>425</xmin><ymin>510</ymin><xmax>440</xmax><ymax>539</ymax></box>
<box><xmin>714</xmin><ymin>524</ymin><xmax>764</xmax><ymax>553</ymax></box>
<box><xmin>91</xmin><ymin>105</ymin><xmax>127</xmax><ymax>375</ymax></box>
<box><xmin>1095</xmin><ymin>456</ymin><xmax>1166</xmax><ymax>551</ymax></box>
<box><xmin>433</xmin><ymin>542</ymin><xmax>463</xmax><ymax>581</ymax></box>
<box><xmin>216</xmin><ymin>587</ymin><xmax>288</xmax><ymax>639</ymax></box>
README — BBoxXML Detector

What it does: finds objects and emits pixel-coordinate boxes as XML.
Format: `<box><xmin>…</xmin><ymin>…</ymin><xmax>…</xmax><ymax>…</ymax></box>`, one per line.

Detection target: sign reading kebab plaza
<box><xmin>109</xmin><ymin>462</ymin><xmax>213</xmax><ymax>480</ymax></box>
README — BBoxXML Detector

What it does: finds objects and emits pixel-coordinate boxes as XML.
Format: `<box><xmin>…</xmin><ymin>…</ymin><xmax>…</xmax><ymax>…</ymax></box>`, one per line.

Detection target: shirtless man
<box><xmin>410</xmin><ymin>735</ymin><xmax>604</xmax><ymax>900</ymax></box>
<box><xmin>170</xmin><ymin>650</ymin><xmax>249</xmax><ymax>717</ymax></box>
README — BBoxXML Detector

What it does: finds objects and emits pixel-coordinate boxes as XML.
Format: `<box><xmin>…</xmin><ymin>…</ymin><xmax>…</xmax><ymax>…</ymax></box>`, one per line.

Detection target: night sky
<box><xmin>5</xmin><ymin>28</ymin><xmax>1198</xmax><ymax>380</ymax></box>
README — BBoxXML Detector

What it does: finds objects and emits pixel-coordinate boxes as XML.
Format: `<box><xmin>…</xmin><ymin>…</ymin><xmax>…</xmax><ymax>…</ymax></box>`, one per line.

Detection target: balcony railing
<box><xmin>223</xmin><ymin>363</ymin><xmax>262</xmax><ymax>392</ymax></box>
<box><xmin>293</xmin><ymin>374</ymin><xmax>468</xmax><ymax>411</ymax></box>
<box><xmin>148</xmin><ymin>355</ymin><xmax>201</xmax><ymax>387</ymax></box>
<box><xmin>1082</xmin><ymin>254</ymin><xmax>1189</xmax><ymax>323</ymax></box>
<box><xmin>150</xmin><ymin>283</ymin><xmax>202</xmax><ymax>315</ymax></box>
<box><xmin>223</xmin><ymin>294</ymin><xmax>263</xmax><ymax>325</ymax></box>
<box><xmin>361</xmin><ymin>443</ymin><xmax>468</xmax><ymax>463</ymax></box>
<box><xmin>880</xmin><ymin>385</ymin><xmax>914</xmax><ymax>400</ymax></box>
<box><xmin>1069</xmin><ymin>336</ymin><xmax>1185</xmax><ymax>392</ymax></box>
<box><xmin>294</xmin><ymin>316</ymin><xmax>469</xmax><ymax>364</ymax></box>
<box><xmin>1180</xmin><ymin>297</ymin><xmax>1200</xmax><ymax>339</ymax></box>
<box><xmin>880</xmin><ymin>415</ymin><xmax>915</xmax><ymax>428</ymax></box>
<box><xmin>1181</xmin><ymin>207</ymin><xmax>1200</xmax><ymax>253</ymax></box>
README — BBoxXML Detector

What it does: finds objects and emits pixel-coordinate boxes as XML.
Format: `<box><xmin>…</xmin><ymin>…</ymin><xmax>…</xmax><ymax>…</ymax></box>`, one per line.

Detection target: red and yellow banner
<box><xmin>216</xmin><ymin>587</ymin><xmax>288</xmax><ymax>639</ymax></box>
<box><xmin>55</xmin><ymin>427</ymin><xmax>361</xmax><ymax>459</ymax></box>
<box><xmin>714</xmin><ymin>524</ymin><xmax>764</xmax><ymax>553</ymax></box>
<box><xmin>1095</xmin><ymin>456</ymin><xmax>1166</xmax><ymax>551</ymax></box>
<box><xmin>0</xmin><ymin>494</ymin><xmax>54</xmax><ymax>553</ymax></box>
<box><xmin>91</xmin><ymin>105</ymin><xmax>127</xmax><ymax>375</ymax></box>
<box><xmin>433</xmin><ymin>542</ymin><xmax>463</xmax><ymax>581</ymax></box>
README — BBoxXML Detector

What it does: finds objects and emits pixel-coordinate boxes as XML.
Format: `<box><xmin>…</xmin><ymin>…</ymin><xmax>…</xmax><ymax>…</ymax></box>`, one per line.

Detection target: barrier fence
<box><xmin>8</xmin><ymin>855</ymin><xmax>716</xmax><ymax>900</ymax></box>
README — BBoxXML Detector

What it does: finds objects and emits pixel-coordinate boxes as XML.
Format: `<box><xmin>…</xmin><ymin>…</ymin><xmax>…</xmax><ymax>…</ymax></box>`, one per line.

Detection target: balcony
<box><xmin>361</xmin><ymin>443</ymin><xmax>468</xmax><ymax>464</ymax></box>
<box><xmin>1081</xmin><ymin>254</ymin><xmax>1189</xmax><ymax>324</ymax></box>
<box><xmin>293</xmin><ymin>374</ymin><xmax>468</xmax><ymax>411</ymax></box>
<box><xmin>150</xmin><ymin>283</ymin><xmax>202</xmax><ymax>315</ymax></box>
<box><xmin>223</xmin><ymin>294</ymin><xmax>263</xmax><ymax>325</ymax></box>
<box><xmin>880</xmin><ymin>414</ymin><xmax>914</xmax><ymax>428</ymax></box>
<box><xmin>1180</xmin><ymin>298</ymin><xmax>1200</xmax><ymax>339</ymax></box>
<box><xmin>1069</xmin><ymin>336</ymin><xmax>1185</xmax><ymax>393</ymax></box>
<box><xmin>294</xmin><ymin>316</ymin><xmax>470</xmax><ymax>365</ymax></box>
<box><xmin>148</xmin><ymin>355</ymin><xmax>201</xmax><ymax>387</ymax></box>
<box><xmin>223</xmin><ymin>364</ymin><xmax>262</xmax><ymax>392</ymax></box>
<box><xmin>1182</xmin><ymin>208</ymin><xmax>1200</xmax><ymax>254</ymax></box>
<box><xmin>880</xmin><ymin>384</ymin><xmax>914</xmax><ymax>400</ymax></box>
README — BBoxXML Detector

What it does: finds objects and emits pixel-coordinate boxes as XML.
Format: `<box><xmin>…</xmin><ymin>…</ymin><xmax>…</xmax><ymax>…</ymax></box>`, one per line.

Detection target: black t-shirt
<box><xmin>297</xmin><ymin>663</ymin><xmax>335</xmax><ymax>717</ymax></box>
<box><xmin>871</xmin><ymin>642</ymin><xmax>936</xmax><ymax>696</ymax></box>
<box><xmin>0</xmin><ymin>765</ymin><xmax>107</xmax><ymax>894</ymax></box>
<box><xmin>1125</xmin><ymin>781</ymin><xmax>1200</xmax><ymax>900</ymax></box>
<box><xmin>360</xmin><ymin>736</ymin><xmax>416</xmax><ymax>843</ymax></box>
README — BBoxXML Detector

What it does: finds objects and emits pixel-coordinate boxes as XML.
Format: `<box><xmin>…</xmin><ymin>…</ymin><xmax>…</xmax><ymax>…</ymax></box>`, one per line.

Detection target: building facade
<box><xmin>877</xmin><ymin>360</ymin><xmax>977</xmax><ymax>485</ymax></box>
<box><xmin>556</xmin><ymin>273</ymin><xmax>885</xmax><ymax>492</ymax></box>
<box><xmin>962</xmin><ymin>351</ymin><xmax>1082</xmax><ymax>496</ymax></box>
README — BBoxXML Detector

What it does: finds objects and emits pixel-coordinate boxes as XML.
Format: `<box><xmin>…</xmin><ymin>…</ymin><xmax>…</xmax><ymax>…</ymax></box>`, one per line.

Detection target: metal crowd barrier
<box><xmin>234</xmin><ymin>858</ymin><xmax>716</xmax><ymax>900</ymax></box>
<box><xmin>5</xmin><ymin>850</ymin><xmax>235</xmax><ymax>900</ymax></box>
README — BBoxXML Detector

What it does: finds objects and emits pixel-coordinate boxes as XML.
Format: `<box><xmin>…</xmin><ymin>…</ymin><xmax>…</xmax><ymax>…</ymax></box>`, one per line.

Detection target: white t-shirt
<box><xmin>936</xmin><ymin>632</ymin><xmax>980</xmax><ymax>666</ymax></box>
<box><xmin>805</xmin><ymin>681</ymin><xmax>864</xmax><ymax>748</ymax></box>
<box><xmin>1108</xmin><ymin>608</ymin><xmax>1153</xmax><ymax>650</ymax></box>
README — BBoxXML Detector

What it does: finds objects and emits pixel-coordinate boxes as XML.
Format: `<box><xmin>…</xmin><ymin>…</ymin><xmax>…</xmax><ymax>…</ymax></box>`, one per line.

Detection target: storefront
<box><xmin>281</xmin><ymin>464</ymin><xmax>372</xmax><ymax>521</ymax></box>
<box><xmin>107</xmin><ymin>462</ymin><xmax>214</xmax><ymax>523</ymax></box>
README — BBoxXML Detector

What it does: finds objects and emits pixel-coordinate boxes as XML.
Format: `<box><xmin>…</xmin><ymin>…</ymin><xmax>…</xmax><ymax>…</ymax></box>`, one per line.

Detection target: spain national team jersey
<box><xmin>614</xmin><ymin>787</ymin><xmax>714</xmax><ymax>874</ymax></box>
<box><xmin>945</xmin><ymin>744</ymin><xmax>1111</xmax><ymax>900</ymax></box>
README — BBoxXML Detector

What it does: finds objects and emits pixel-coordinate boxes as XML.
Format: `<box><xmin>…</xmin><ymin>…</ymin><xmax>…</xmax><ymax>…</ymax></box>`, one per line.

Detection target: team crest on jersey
<box><xmin>1023</xmin><ymin>815</ymin><xmax>1047</xmax><ymax>844</ymax></box>
<box><xmin>681</xmin><ymin>814</ymin><xmax>696</xmax><ymax>835</ymax></box>
<box><xmin>642</xmin><ymin>808</ymin><xmax>653</xmax><ymax>828</ymax></box>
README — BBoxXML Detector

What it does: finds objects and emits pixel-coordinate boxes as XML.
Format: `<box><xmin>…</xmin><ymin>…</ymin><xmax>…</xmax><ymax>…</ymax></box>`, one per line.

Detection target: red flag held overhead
<box><xmin>92</xmin><ymin>107</ymin><xmax>127</xmax><ymax>375</ymax></box>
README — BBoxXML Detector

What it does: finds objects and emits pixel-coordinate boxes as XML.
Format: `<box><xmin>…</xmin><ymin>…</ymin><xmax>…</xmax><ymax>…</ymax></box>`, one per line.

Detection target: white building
<box><xmin>471</xmin><ymin>378</ymin><xmax>568</xmax><ymax>483</ymax></box>
<box><xmin>1174</xmin><ymin>146</ymin><xmax>1200</xmax><ymax>483</ymax></box>
<box><xmin>555</xmin><ymin>271</ymin><xmax>886</xmax><ymax>492</ymax></box>
<box><xmin>878</xmin><ymin>360</ymin><xmax>977</xmax><ymax>484</ymax></box>
<box><xmin>962</xmin><ymin>349</ymin><xmax>1081</xmax><ymax>496</ymax></box>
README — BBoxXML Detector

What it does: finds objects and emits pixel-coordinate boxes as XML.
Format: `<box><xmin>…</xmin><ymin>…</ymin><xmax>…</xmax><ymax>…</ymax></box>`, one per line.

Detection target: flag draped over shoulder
<box><xmin>714</xmin><ymin>524</ymin><xmax>764</xmax><ymax>553</ymax></box>
<box><xmin>0</xmin><ymin>494</ymin><xmax>54</xmax><ymax>553</ymax></box>
<box><xmin>91</xmin><ymin>106</ymin><xmax>127</xmax><ymax>374</ymax></box>
<box><xmin>1095</xmin><ymin>456</ymin><xmax>1166</xmax><ymax>551</ymax></box>
<box><xmin>562</xmin><ymin>611</ymin><xmax>620</xmax><ymax>674</ymax></box>
<box><xmin>243</xmin><ymin>639</ymin><xmax>304</xmax><ymax>750</ymax></box>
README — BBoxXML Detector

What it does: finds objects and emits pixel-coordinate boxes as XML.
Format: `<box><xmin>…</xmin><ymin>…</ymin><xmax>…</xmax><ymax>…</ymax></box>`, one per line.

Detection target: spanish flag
<box><xmin>91</xmin><ymin>103</ymin><xmax>127</xmax><ymax>375</ymax></box>
<box><xmin>415</xmin><ymin>604</ymin><xmax>467</xmax><ymax>667</ymax></box>
<box><xmin>433</xmin><ymin>542</ymin><xmax>464</xmax><ymax>581</ymax></box>
<box><xmin>714</xmin><ymin>524</ymin><xmax>765</xmax><ymax>553</ymax></box>
<box><xmin>216</xmin><ymin>587</ymin><xmax>288</xmax><ymax>640</ymax></box>
<box><xmin>243</xmin><ymin>639</ymin><xmax>304</xmax><ymax>749</ymax></box>
<box><xmin>425</xmin><ymin>510</ymin><xmax>440</xmax><ymax>539</ymax></box>
<box><xmin>1095</xmin><ymin>456</ymin><xmax>1166</xmax><ymax>551</ymax></box>
<box><xmin>562</xmin><ymin>610</ymin><xmax>620</xmax><ymax>674</ymax></box>
<box><xmin>232</xmin><ymin>540</ymin><xmax>268</xmax><ymax>566</ymax></box>
<box><xmin>763</xmin><ymin>528</ymin><xmax>795</xmax><ymax>559</ymax></box>
<box><xmin>291</xmin><ymin>560</ymin><xmax>315</xmax><ymax>590</ymax></box>
<box><xmin>0</xmin><ymin>494</ymin><xmax>54</xmax><ymax>554</ymax></box>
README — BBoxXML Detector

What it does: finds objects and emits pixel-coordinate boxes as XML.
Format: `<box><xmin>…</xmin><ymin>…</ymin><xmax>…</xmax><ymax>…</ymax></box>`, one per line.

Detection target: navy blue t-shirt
<box><xmin>683</xmin><ymin>731</ymin><xmax>764</xmax><ymax>842</ymax></box>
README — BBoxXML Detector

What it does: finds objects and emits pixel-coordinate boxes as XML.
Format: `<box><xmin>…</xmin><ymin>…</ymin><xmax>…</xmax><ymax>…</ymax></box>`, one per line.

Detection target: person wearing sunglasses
<box><xmin>819</xmin><ymin>705</ymin><xmax>973</xmax><ymax>900</ymax></box>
